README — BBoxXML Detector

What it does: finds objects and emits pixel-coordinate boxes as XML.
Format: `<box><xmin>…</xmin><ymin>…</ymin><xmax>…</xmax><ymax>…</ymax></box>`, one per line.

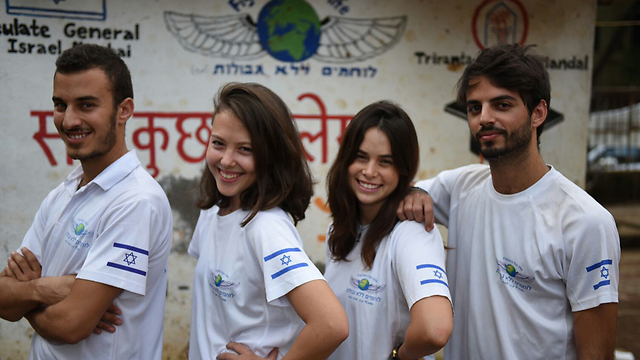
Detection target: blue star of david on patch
<box><xmin>433</xmin><ymin>270</ymin><xmax>443</xmax><ymax>279</ymax></box>
<box><xmin>600</xmin><ymin>266</ymin><xmax>609</xmax><ymax>279</ymax></box>
<box><xmin>280</xmin><ymin>254</ymin><xmax>291</xmax><ymax>266</ymax></box>
<box><xmin>124</xmin><ymin>252</ymin><xmax>137</xmax><ymax>266</ymax></box>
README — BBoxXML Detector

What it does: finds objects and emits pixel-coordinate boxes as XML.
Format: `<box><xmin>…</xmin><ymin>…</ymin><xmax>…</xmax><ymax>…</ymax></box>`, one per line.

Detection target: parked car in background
<box><xmin>587</xmin><ymin>144</ymin><xmax>640</xmax><ymax>172</ymax></box>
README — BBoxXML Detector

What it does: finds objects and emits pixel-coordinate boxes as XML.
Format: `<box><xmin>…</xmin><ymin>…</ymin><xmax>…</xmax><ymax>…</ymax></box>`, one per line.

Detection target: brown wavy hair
<box><xmin>326</xmin><ymin>101</ymin><xmax>419</xmax><ymax>268</ymax></box>
<box><xmin>197</xmin><ymin>83</ymin><xmax>313</xmax><ymax>226</ymax></box>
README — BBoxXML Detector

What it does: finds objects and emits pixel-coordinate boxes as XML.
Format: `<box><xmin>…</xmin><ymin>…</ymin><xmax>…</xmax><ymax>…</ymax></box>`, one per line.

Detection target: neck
<box><xmin>358</xmin><ymin>203</ymin><xmax>382</xmax><ymax>225</ymax></box>
<box><xmin>488</xmin><ymin>147</ymin><xmax>549</xmax><ymax>194</ymax></box>
<box><xmin>80</xmin><ymin>145</ymin><xmax>128</xmax><ymax>187</ymax></box>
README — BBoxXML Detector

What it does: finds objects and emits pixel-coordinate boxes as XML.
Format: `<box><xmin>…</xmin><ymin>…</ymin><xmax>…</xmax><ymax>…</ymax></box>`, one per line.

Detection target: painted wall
<box><xmin>0</xmin><ymin>0</ymin><xmax>595</xmax><ymax>358</ymax></box>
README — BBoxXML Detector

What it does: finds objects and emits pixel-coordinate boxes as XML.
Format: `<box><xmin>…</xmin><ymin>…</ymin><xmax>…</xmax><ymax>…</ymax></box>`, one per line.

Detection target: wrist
<box><xmin>409</xmin><ymin>186</ymin><xmax>428</xmax><ymax>195</ymax></box>
<box><xmin>390</xmin><ymin>344</ymin><xmax>403</xmax><ymax>360</ymax></box>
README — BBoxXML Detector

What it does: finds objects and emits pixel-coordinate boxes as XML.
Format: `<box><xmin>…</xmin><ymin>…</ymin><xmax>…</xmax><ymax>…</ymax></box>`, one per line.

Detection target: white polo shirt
<box><xmin>20</xmin><ymin>150</ymin><xmax>172</xmax><ymax>360</ymax></box>
<box><xmin>188</xmin><ymin>207</ymin><xmax>324</xmax><ymax>360</ymax></box>
<box><xmin>324</xmin><ymin>220</ymin><xmax>451</xmax><ymax>360</ymax></box>
<box><xmin>416</xmin><ymin>164</ymin><xmax>620</xmax><ymax>360</ymax></box>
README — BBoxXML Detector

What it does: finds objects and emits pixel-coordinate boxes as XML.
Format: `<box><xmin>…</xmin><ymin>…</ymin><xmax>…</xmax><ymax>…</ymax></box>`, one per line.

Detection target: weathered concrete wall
<box><xmin>0</xmin><ymin>0</ymin><xmax>596</xmax><ymax>358</ymax></box>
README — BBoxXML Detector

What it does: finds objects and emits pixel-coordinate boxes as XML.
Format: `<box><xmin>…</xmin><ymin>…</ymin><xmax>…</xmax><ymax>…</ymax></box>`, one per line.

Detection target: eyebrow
<box><xmin>357</xmin><ymin>149</ymin><xmax>393</xmax><ymax>158</ymax></box>
<box><xmin>466</xmin><ymin>95</ymin><xmax>518</xmax><ymax>106</ymax></box>
<box><xmin>210</xmin><ymin>133</ymin><xmax>252</xmax><ymax>145</ymax></box>
<box><xmin>52</xmin><ymin>95</ymin><xmax>100</xmax><ymax>102</ymax></box>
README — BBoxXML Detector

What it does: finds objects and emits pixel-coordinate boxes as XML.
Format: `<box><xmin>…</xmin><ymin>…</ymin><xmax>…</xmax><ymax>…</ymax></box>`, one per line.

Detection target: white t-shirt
<box><xmin>416</xmin><ymin>164</ymin><xmax>620</xmax><ymax>360</ymax></box>
<box><xmin>20</xmin><ymin>151</ymin><xmax>173</xmax><ymax>360</ymax></box>
<box><xmin>188</xmin><ymin>206</ymin><xmax>324</xmax><ymax>360</ymax></box>
<box><xmin>324</xmin><ymin>220</ymin><xmax>452</xmax><ymax>360</ymax></box>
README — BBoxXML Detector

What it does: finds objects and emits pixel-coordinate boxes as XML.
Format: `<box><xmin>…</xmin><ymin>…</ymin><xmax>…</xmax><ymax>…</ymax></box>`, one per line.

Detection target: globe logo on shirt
<box><xmin>358</xmin><ymin>279</ymin><xmax>370</xmax><ymax>291</ymax></box>
<box><xmin>74</xmin><ymin>223</ymin><xmax>85</xmax><ymax>236</ymax></box>
<box><xmin>505</xmin><ymin>264</ymin><xmax>517</xmax><ymax>277</ymax></box>
<box><xmin>214</xmin><ymin>274</ymin><xmax>223</xmax><ymax>287</ymax></box>
<box><xmin>350</xmin><ymin>276</ymin><xmax>386</xmax><ymax>293</ymax></box>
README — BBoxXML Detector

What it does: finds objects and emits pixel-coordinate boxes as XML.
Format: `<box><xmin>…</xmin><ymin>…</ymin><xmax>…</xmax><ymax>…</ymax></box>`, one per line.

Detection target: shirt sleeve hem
<box><xmin>77</xmin><ymin>270</ymin><xmax>146</xmax><ymax>296</ymax></box>
<box><xmin>570</xmin><ymin>293</ymin><xmax>619</xmax><ymax>311</ymax></box>
<box><xmin>265</xmin><ymin>273</ymin><xmax>325</xmax><ymax>303</ymax></box>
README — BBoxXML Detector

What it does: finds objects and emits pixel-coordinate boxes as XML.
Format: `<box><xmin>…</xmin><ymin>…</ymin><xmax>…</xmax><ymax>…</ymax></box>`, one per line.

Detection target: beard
<box><xmin>67</xmin><ymin>109</ymin><xmax>118</xmax><ymax>161</ymax></box>
<box><xmin>472</xmin><ymin>120</ymin><xmax>532</xmax><ymax>160</ymax></box>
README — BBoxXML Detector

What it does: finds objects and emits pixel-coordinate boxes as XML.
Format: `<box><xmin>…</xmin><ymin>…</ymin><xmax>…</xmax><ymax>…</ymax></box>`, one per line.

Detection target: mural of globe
<box><xmin>257</xmin><ymin>0</ymin><xmax>321</xmax><ymax>62</ymax></box>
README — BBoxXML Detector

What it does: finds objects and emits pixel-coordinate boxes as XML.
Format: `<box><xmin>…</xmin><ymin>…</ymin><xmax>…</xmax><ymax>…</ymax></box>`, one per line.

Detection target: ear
<box><xmin>116</xmin><ymin>97</ymin><xmax>134</xmax><ymax>126</ymax></box>
<box><xmin>531</xmin><ymin>99</ymin><xmax>547</xmax><ymax>130</ymax></box>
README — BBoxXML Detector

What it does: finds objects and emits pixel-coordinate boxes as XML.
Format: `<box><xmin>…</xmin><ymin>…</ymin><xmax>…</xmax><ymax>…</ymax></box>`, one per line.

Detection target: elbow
<box><xmin>422</xmin><ymin>323</ymin><xmax>452</xmax><ymax>351</ymax></box>
<box><xmin>1</xmin><ymin>313</ymin><xmax>23</xmax><ymax>322</ymax></box>
<box><xmin>53</xmin><ymin>317</ymin><xmax>95</xmax><ymax>344</ymax></box>
<box><xmin>58</xmin><ymin>327</ymin><xmax>93</xmax><ymax>345</ymax></box>
<box><xmin>326</xmin><ymin>311</ymin><xmax>350</xmax><ymax>347</ymax></box>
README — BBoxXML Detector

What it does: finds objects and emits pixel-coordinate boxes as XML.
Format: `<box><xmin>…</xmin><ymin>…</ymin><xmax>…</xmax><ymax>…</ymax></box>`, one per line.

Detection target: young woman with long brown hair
<box><xmin>188</xmin><ymin>83</ymin><xmax>348</xmax><ymax>360</ymax></box>
<box><xmin>324</xmin><ymin>101</ymin><xmax>452</xmax><ymax>360</ymax></box>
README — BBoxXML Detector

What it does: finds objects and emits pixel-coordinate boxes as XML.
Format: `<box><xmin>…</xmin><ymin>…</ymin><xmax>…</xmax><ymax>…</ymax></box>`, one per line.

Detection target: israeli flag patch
<box><xmin>416</xmin><ymin>263</ymin><xmax>449</xmax><ymax>288</ymax></box>
<box><xmin>106</xmin><ymin>242</ymin><xmax>149</xmax><ymax>276</ymax></box>
<box><xmin>586</xmin><ymin>259</ymin><xmax>612</xmax><ymax>291</ymax></box>
<box><xmin>264</xmin><ymin>247</ymin><xmax>309</xmax><ymax>280</ymax></box>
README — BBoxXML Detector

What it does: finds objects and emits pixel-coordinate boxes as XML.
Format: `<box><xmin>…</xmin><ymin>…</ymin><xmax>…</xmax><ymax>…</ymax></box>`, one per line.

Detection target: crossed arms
<box><xmin>0</xmin><ymin>247</ymin><xmax>122</xmax><ymax>344</ymax></box>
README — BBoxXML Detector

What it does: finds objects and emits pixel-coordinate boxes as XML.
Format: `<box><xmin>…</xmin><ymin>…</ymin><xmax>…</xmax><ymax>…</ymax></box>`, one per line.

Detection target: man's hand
<box><xmin>397</xmin><ymin>189</ymin><xmax>435</xmax><ymax>231</ymax></box>
<box><xmin>6</xmin><ymin>247</ymin><xmax>42</xmax><ymax>281</ymax></box>
<box><xmin>93</xmin><ymin>303</ymin><xmax>122</xmax><ymax>335</ymax></box>
<box><xmin>216</xmin><ymin>342</ymin><xmax>278</xmax><ymax>360</ymax></box>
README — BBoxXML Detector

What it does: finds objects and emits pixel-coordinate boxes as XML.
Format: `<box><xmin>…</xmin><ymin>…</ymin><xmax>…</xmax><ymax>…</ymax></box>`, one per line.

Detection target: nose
<box><xmin>478</xmin><ymin>106</ymin><xmax>494</xmax><ymax>127</ymax></box>
<box><xmin>220</xmin><ymin>149</ymin><xmax>236</xmax><ymax>167</ymax></box>
<box><xmin>362</xmin><ymin>161</ymin><xmax>378</xmax><ymax>178</ymax></box>
<box><xmin>60</xmin><ymin>106</ymin><xmax>82</xmax><ymax>129</ymax></box>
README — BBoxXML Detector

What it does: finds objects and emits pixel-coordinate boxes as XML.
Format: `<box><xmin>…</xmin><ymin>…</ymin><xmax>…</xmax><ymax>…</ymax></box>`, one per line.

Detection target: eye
<box><xmin>80</xmin><ymin>102</ymin><xmax>95</xmax><ymax>109</ymax></box>
<box><xmin>210</xmin><ymin>137</ymin><xmax>224</xmax><ymax>147</ymax></box>
<box><xmin>239</xmin><ymin>146</ymin><xmax>252</xmax><ymax>153</ymax></box>
<box><xmin>467</xmin><ymin>105</ymin><xmax>481</xmax><ymax>114</ymax></box>
<box><xmin>380</xmin><ymin>159</ymin><xmax>393</xmax><ymax>166</ymax></box>
<box><xmin>53</xmin><ymin>102</ymin><xmax>66</xmax><ymax>111</ymax></box>
<box><xmin>497</xmin><ymin>102</ymin><xmax>512</xmax><ymax>110</ymax></box>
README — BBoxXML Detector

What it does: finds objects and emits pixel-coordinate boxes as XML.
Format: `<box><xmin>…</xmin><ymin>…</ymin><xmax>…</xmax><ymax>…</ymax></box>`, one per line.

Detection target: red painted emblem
<box><xmin>472</xmin><ymin>0</ymin><xmax>529</xmax><ymax>49</ymax></box>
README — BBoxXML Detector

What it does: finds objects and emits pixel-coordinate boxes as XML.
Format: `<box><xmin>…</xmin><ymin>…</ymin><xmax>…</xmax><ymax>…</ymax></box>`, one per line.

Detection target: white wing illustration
<box><xmin>315</xmin><ymin>16</ymin><xmax>407</xmax><ymax>63</ymax></box>
<box><xmin>164</xmin><ymin>11</ymin><xmax>266</xmax><ymax>59</ymax></box>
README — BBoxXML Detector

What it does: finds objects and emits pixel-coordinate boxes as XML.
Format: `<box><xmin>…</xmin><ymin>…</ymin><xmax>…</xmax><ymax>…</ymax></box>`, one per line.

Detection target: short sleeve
<box><xmin>415</xmin><ymin>169</ymin><xmax>458</xmax><ymax>227</ymax></box>
<box><xmin>392</xmin><ymin>221</ymin><xmax>451</xmax><ymax>309</ymax></box>
<box><xmin>189</xmin><ymin>209</ymin><xmax>214</xmax><ymax>260</ymax></box>
<box><xmin>18</xmin><ymin>187</ymin><xmax>63</xmax><ymax>263</ymax></box>
<box><xmin>19</xmin><ymin>201</ymin><xmax>48</xmax><ymax>263</ymax></box>
<box><xmin>565</xmin><ymin>211</ymin><xmax>620</xmax><ymax>311</ymax></box>
<box><xmin>246</xmin><ymin>211</ymin><xmax>324</xmax><ymax>303</ymax></box>
<box><xmin>76</xmin><ymin>199</ymin><xmax>158</xmax><ymax>296</ymax></box>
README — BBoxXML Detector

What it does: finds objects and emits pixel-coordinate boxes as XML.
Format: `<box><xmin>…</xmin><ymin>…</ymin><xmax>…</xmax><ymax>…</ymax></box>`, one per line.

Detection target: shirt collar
<box><xmin>63</xmin><ymin>150</ymin><xmax>141</xmax><ymax>193</ymax></box>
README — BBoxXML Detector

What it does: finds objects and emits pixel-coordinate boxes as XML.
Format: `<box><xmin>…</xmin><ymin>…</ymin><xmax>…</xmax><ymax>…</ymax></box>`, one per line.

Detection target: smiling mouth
<box><xmin>67</xmin><ymin>133</ymin><xmax>89</xmax><ymax>139</ymax></box>
<box><xmin>357</xmin><ymin>179</ymin><xmax>381</xmax><ymax>190</ymax></box>
<box><xmin>219</xmin><ymin>169</ymin><xmax>242</xmax><ymax>181</ymax></box>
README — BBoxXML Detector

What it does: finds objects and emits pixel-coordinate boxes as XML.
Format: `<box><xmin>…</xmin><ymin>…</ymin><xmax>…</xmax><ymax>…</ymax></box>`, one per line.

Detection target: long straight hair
<box><xmin>326</xmin><ymin>101</ymin><xmax>419</xmax><ymax>268</ymax></box>
<box><xmin>197</xmin><ymin>83</ymin><xmax>313</xmax><ymax>226</ymax></box>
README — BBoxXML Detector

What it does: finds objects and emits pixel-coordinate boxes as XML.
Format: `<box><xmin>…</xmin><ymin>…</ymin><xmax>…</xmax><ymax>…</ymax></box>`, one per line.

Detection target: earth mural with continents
<box><xmin>257</xmin><ymin>0</ymin><xmax>321</xmax><ymax>62</ymax></box>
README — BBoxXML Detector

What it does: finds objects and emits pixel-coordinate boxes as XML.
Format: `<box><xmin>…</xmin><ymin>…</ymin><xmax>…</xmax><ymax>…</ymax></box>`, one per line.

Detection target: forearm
<box><xmin>25</xmin><ymin>301</ymin><xmax>95</xmax><ymax>344</ymax></box>
<box><xmin>282</xmin><ymin>320</ymin><xmax>347</xmax><ymax>360</ymax></box>
<box><xmin>0</xmin><ymin>275</ymin><xmax>42</xmax><ymax>321</ymax></box>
